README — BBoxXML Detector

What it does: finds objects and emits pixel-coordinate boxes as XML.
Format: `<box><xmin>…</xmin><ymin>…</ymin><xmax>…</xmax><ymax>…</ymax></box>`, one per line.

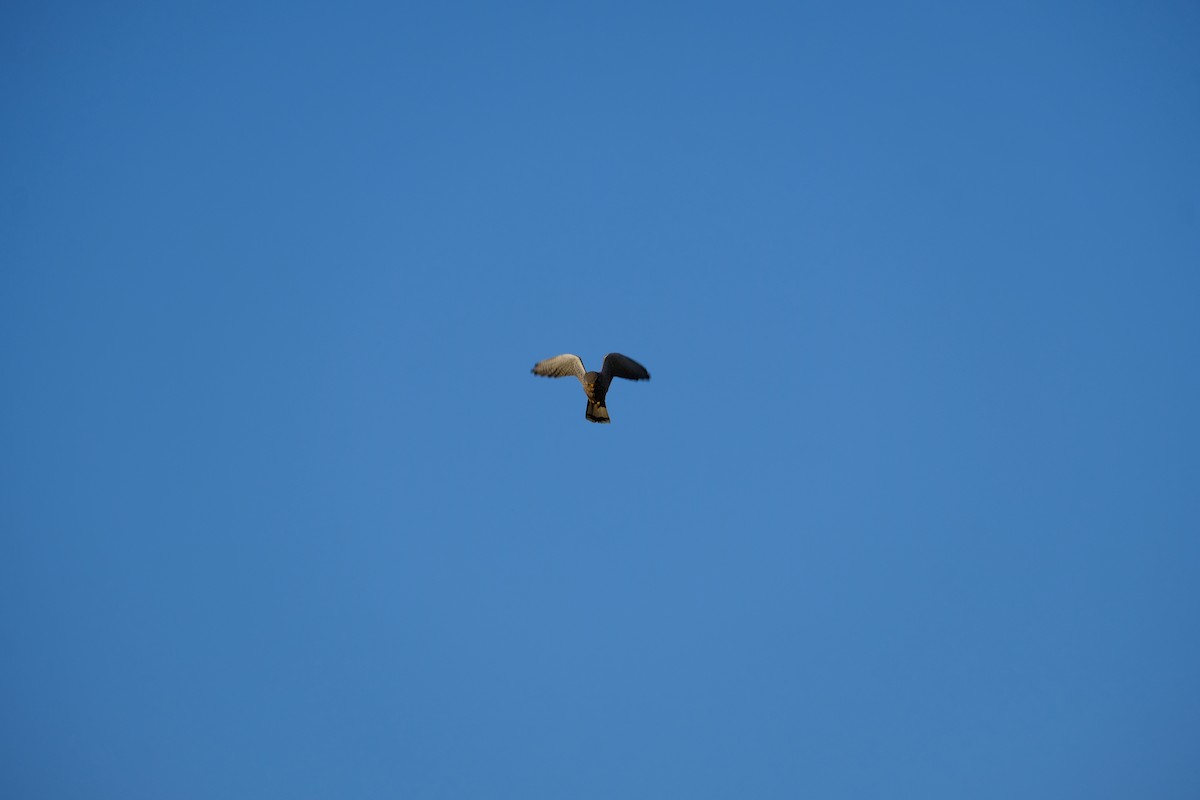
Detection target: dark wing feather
<box><xmin>601</xmin><ymin>353</ymin><xmax>650</xmax><ymax>381</ymax></box>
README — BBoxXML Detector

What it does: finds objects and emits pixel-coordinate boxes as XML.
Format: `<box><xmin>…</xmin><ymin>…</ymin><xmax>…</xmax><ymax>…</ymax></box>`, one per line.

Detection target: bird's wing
<box><xmin>601</xmin><ymin>353</ymin><xmax>650</xmax><ymax>381</ymax></box>
<box><xmin>532</xmin><ymin>354</ymin><xmax>586</xmax><ymax>382</ymax></box>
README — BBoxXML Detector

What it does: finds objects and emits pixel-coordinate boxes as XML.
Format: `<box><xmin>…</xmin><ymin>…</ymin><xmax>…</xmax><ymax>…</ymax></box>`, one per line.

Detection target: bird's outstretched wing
<box><xmin>601</xmin><ymin>353</ymin><xmax>650</xmax><ymax>381</ymax></box>
<box><xmin>532</xmin><ymin>354</ymin><xmax>587</xmax><ymax>382</ymax></box>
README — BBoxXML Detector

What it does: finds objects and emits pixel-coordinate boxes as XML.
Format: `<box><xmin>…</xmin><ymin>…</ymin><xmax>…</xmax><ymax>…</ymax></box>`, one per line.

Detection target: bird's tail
<box><xmin>586</xmin><ymin>401</ymin><xmax>610</xmax><ymax>424</ymax></box>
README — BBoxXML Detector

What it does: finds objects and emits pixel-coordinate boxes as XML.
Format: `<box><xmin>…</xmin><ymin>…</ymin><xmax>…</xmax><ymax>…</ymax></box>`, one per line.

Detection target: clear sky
<box><xmin>3</xmin><ymin>1</ymin><xmax>1198</xmax><ymax>797</ymax></box>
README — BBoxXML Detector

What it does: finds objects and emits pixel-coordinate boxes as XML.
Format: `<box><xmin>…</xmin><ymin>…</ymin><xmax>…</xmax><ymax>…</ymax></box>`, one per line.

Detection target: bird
<box><xmin>531</xmin><ymin>352</ymin><xmax>650</xmax><ymax>424</ymax></box>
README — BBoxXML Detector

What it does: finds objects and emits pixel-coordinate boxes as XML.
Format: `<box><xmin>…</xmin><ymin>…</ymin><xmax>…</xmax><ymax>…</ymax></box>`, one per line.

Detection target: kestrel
<box><xmin>531</xmin><ymin>352</ymin><xmax>651</xmax><ymax>424</ymax></box>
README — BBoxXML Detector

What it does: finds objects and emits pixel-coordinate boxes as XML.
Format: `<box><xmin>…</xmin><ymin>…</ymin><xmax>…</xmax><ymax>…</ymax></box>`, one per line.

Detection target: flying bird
<box><xmin>531</xmin><ymin>352</ymin><xmax>650</xmax><ymax>424</ymax></box>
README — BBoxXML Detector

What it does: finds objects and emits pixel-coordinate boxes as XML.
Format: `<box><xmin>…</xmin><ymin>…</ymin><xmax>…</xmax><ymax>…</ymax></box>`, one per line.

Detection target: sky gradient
<box><xmin>3</xmin><ymin>2</ymin><xmax>1199</xmax><ymax>797</ymax></box>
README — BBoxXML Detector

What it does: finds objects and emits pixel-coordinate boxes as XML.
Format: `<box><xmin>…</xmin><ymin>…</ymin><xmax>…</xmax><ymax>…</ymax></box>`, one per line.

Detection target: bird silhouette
<box><xmin>531</xmin><ymin>352</ymin><xmax>650</xmax><ymax>423</ymax></box>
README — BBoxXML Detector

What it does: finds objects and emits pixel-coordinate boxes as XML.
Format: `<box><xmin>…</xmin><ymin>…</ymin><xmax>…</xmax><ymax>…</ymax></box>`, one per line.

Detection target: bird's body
<box><xmin>531</xmin><ymin>352</ymin><xmax>650</xmax><ymax>423</ymax></box>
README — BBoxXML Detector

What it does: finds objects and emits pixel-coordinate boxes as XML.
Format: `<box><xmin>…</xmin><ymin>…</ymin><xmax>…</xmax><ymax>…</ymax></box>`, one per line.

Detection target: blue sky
<box><xmin>2</xmin><ymin>1</ymin><xmax>1198</xmax><ymax>797</ymax></box>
